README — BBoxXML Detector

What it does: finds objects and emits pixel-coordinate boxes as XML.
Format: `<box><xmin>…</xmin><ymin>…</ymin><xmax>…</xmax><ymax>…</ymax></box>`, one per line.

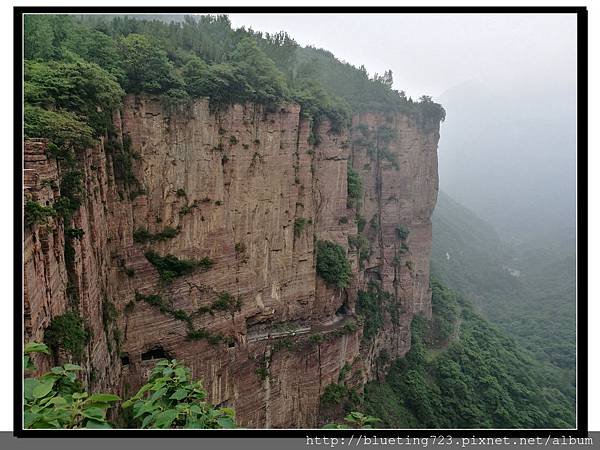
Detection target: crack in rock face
<box><xmin>23</xmin><ymin>97</ymin><xmax>440</xmax><ymax>428</ymax></box>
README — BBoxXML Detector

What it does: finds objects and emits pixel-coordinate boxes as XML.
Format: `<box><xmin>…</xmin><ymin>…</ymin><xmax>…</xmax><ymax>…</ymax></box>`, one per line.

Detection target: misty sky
<box><xmin>228</xmin><ymin>13</ymin><xmax>577</xmax><ymax>99</ymax></box>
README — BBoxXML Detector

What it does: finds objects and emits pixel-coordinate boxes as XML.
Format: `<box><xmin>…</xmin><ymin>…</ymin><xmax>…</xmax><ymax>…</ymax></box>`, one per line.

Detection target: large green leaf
<box><xmin>25</xmin><ymin>342</ymin><xmax>50</xmax><ymax>354</ymax></box>
<box><xmin>153</xmin><ymin>409</ymin><xmax>179</xmax><ymax>428</ymax></box>
<box><xmin>216</xmin><ymin>416</ymin><xmax>235</xmax><ymax>429</ymax></box>
<box><xmin>169</xmin><ymin>389</ymin><xmax>189</xmax><ymax>401</ymax></box>
<box><xmin>133</xmin><ymin>401</ymin><xmax>159</xmax><ymax>419</ymax></box>
<box><xmin>85</xmin><ymin>419</ymin><xmax>112</xmax><ymax>429</ymax></box>
<box><xmin>24</xmin><ymin>378</ymin><xmax>39</xmax><ymax>400</ymax></box>
<box><xmin>82</xmin><ymin>407</ymin><xmax>105</xmax><ymax>421</ymax></box>
<box><xmin>141</xmin><ymin>412</ymin><xmax>158</xmax><ymax>429</ymax></box>
<box><xmin>32</xmin><ymin>380</ymin><xmax>55</xmax><ymax>399</ymax></box>
<box><xmin>24</xmin><ymin>411</ymin><xmax>39</xmax><ymax>428</ymax></box>
<box><xmin>47</xmin><ymin>396</ymin><xmax>67</xmax><ymax>406</ymax></box>
<box><xmin>149</xmin><ymin>387</ymin><xmax>167</xmax><ymax>402</ymax></box>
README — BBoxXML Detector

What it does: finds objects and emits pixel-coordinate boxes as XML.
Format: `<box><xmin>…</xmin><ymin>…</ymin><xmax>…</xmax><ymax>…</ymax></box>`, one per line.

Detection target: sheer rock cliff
<box><xmin>23</xmin><ymin>95</ymin><xmax>440</xmax><ymax>427</ymax></box>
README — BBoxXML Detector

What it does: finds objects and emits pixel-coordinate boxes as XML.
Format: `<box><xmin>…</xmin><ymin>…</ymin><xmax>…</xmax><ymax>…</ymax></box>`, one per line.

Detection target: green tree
<box><xmin>316</xmin><ymin>240</ymin><xmax>352</xmax><ymax>288</ymax></box>
<box><xmin>24</xmin><ymin>106</ymin><xmax>95</xmax><ymax>151</ymax></box>
<box><xmin>182</xmin><ymin>54</ymin><xmax>210</xmax><ymax>98</ymax></box>
<box><xmin>228</xmin><ymin>37</ymin><xmax>289</xmax><ymax>105</ymax></box>
<box><xmin>117</xmin><ymin>34</ymin><xmax>182</xmax><ymax>94</ymax></box>
<box><xmin>25</xmin><ymin>60</ymin><xmax>124</xmax><ymax>136</ymax></box>
<box><xmin>24</xmin><ymin>16</ymin><xmax>55</xmax><ymax>60</ymax></box>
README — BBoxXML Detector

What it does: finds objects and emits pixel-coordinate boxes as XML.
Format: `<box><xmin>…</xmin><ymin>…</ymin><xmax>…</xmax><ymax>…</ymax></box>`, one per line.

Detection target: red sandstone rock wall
<box><xmin>349</xmin><ymin>112</ymin><xmax>439</xmax><ymax>379</ymax></box>
<box><xmin>22</xmin><ymin>95</ymin><xmax>439</xmax><ymax>427</ymax></box>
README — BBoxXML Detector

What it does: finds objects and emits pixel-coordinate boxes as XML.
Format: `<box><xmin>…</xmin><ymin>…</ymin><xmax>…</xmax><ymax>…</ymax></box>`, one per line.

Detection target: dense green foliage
<box><xmin>356</xmin><ymin>284</ymin><xmax>385</xmax><ymax>342</ymax></box>
<box><xmin>348</xmin><ymin>233</ymin><xmax>370</xmax><ymax>269</ymax></box>
<box><xmin>24</xmin><ymin>200</ymin><xmax>57</xmax><ymax>226</ymax></box>
<box><xmin>24</xmin><ymin>14</ymin><xmax>443</xmax><ymax>134</ymax></box>
<box><xmin>123</xmin><ymin>359</ymin><xmax>235</xmax><ymax>428</ymax></box>
<box><xmin>44</xmin><ymin>312</ymin><xmax>90</xmax><ymax>362</ymax></box>
<box><xmin>321</xmin><ymin>383</ymin><xmax>361</xmax><ymax>409</ymax></box>
<box><xmin>362</xmin><ymin>280</ymin><xmax>575</xmax><ymax>428</ymax></box>
<box><xmin>315</xmin><ymin>240</ymin><xmax>352</xmax><ymax>288</ymax></box>
<box><xmin>25</xmin><ymin>59</ymin><xmax>124</xmax><ymax>135</ymax></box>
<box><xmin>24</xmin><ymin>343</ymin><xmax>119</xmax><ymax>429</ymax></box>
<box><xmin>24</xmin><ymin>105</ymin><xmax>95</xmax><ymax>151</ymax></box>
<box><xmin>431</xmin><ymin>191</ymin><xmax>575</xmax><ymax>389</ymax></box>
<box><xmin>294</xmin><ymin>217</ymin><xmax>309</xmax><ymax>236</ymax></box>
<box><xmin>117</xmin><ymin>33</ymin><xmax>182</xmax><ymax>95</ymax></box>
<box><xmin>428</xmin><ymin>282</ymin><xmax>458</xmax><ymax>344</ymax></box>
<box><xmin>144</xmin><ymin>251</ymin><xmax>214</xmax><ymax>283</ymax></box>
<box><xmin>133</xmin><ymin>227</ymin><xmax>179</xmax><ymax>244</ymax></box>
<box><xmin>24</xmin><ymin>343</ymin><xmax>234</xmax><ymax>429</ymax></box>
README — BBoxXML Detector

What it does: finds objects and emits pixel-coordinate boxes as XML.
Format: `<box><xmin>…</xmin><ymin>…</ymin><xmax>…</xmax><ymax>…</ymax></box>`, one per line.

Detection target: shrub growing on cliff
<box><xmin>144</xmin><ymin>251</ymin><xmax>211</xmax><ymax>282</ymax></box>
<box><xmin>356</xmin><ymin>285</ymin><xmax>385</xmax><ymax>342</ymax></box>
<box><xmin>133</xmin><ymin>227</ymin><xmax>179</xmax><ymax>244</ymax></box>
<box><xmin>44</xmin><ymin>312</ymin><xmax>90</xmax><ymax>362</ymax></box>
<box><xmin>315</xmin><ymin>240</ymin><xmax>352</xmax><ymax>288</ymax></box>
<box><xmin>414</xmin><ymin>95</ymin><xmax>446</xmax><ymax>131</ymax></box>
<box><xmin>24</xmin><ymin>200</ymin><xmax>57</xmax><ymax>227</ymax></box>
<box><xmin>348</xmin><ymin>234</ymin><xmax>370</xmax><ymax>269</ymax></box>
<box><xmin>211</xmin><ymin>292</ymin><xmax>242</xmax><ymax>313</ymax></box>
<box><xmin>122</xmin><ymin>359</ymin><xmax>236</xmax><ymax>428</ymax></box>
<box><xmin>294</xmin><ymin>217</ymin><xmax>309</xmax><ymax>236</ymax></box>
<box><xmin>320</xmin><ymin>383</ymin><xmax>361</xmax><ymax>410</ymax></box>
<box><xmin>395</xmin><ymin>225</ymin><xmax>410</xmax><ymax>241</ymax></box>
<box><xmin>347</xmin><ymin>166</ymin><xmax>362</xmax><ymax>209</ymax></box>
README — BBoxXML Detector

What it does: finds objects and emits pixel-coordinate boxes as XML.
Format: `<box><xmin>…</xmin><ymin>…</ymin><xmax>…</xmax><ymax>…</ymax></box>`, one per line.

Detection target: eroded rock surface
<box><xmin>23</xmin><ymin>95</ymin><xmax>440</xmax><ymax>427</ymax></box>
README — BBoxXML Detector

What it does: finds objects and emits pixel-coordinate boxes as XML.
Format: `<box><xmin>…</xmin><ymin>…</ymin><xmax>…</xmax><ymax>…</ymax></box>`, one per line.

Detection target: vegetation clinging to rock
<box><xmin>44</xmin><ymin>312</ymin><xmax>90</xmax><ymax>362</ymax></box>
<box><xmin>315</xmin><ymin>240</ymin><xmax>352</xmax><ymax>288</ymax></box>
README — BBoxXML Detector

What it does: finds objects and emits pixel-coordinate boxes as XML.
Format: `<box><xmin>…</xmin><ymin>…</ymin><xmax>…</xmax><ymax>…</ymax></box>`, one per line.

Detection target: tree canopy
<box><xmin>23</xmin><ymin>14</ymin><xmax>445</xmax><ymax>133</ymax></box>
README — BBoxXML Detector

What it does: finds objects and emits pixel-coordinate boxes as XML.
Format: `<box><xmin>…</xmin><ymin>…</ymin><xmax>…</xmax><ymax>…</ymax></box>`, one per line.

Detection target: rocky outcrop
<box><xmin>23</xmin><ymin>95</ymin><xmax>440</xmax><ymax>427</ymax></box>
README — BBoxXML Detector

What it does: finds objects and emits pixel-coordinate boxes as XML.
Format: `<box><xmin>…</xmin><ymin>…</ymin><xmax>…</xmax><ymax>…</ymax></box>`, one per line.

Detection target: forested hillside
<box><xmin>362</xmin><ymin>280</ymin><xmax>575</xmax><ymax>428</ymax></box>
<box><xmin>24</xmin><ymin>13</ymin><xmax>444</xmax><ymax>148</ymax></box>
<box><xmin>430</xmin><ymin>192</ymin><xmax>575</xmax><ymax>401</ymax></box>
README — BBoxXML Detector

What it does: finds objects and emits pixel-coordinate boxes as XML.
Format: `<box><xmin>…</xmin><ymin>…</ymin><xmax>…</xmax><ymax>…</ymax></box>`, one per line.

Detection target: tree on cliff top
<box><xmin>228</xmin><ymin>37</ymin><xmax>289</xmax><ymax>105</ymax></box>
<box><xmin>24</xmin><ymin>14</ymin><xmax>445</xmax><ymax>132</ymax></box>
<box><xmin>117</xmin><ymin>33</ymin><xmax>184</xmax><ymax>95</ymax></box>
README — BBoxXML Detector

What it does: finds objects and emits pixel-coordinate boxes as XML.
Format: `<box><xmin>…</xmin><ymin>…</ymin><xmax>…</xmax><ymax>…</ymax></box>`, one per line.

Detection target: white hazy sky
<box><xmin>228</xmin><ymin>13</ymin><xmax>577</xmax><ymax>99</ymax></box>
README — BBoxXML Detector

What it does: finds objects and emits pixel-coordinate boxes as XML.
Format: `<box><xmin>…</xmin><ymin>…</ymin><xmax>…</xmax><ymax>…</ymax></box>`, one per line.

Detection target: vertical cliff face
<box><xmin>349</xmin><ymin>112</ymin><xmax>439</xmax><ymax>379</ymax></box>
<box><xmin>23</xmin><ymin>95</ymin><xmax>440</xmax><ymax>427</ymax></box>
